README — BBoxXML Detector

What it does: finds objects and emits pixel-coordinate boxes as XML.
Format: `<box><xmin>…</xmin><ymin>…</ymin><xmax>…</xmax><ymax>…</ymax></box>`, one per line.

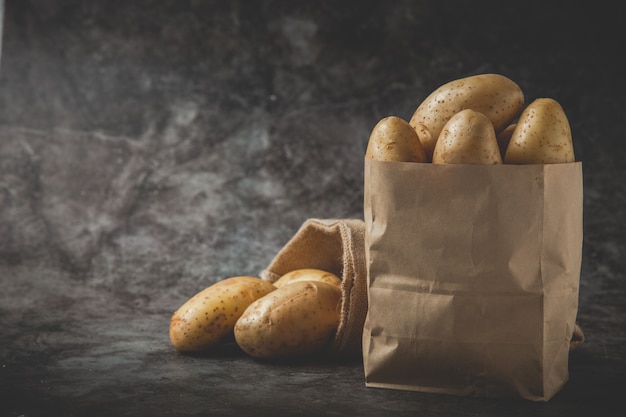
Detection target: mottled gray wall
<box><xmin>0</xmin><ymin>0</ymin><xmax>624</xmax><ymax>337</ymax></box>
<box><xmin>1</xmin><ymin>1</ymin><xmax>626</xmax><ymax>415</ymax></box>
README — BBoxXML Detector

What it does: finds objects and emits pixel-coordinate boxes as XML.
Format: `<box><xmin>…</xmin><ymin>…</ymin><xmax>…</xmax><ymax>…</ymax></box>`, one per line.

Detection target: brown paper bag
<box><xmin>260</xmin><ymin>218</ymin><xmax>368</xmax><ymax>357</ymax></box>
<box><xmin>362</xmin><ymin>159</ymin><xmax>583</xmax><ymax>401</ymax></box>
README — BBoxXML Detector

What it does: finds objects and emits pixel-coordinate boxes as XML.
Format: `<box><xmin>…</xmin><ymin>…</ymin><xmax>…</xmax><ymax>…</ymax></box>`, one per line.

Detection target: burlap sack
<box><xmin>260</xmin><ymin>218</ymin><xmax>368</xmax><ymax>357</ymax></box>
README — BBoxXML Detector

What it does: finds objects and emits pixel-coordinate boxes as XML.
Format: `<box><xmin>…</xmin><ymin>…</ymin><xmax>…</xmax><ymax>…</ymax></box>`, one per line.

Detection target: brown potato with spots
<box><xmin>504</xmin><ymin>98</ymin><xmax>575</xmax><ymax>164</ymax></box>
<box><xmin>497</xmin><ymin>123</ymin><xmax>516</xmax><ymax>158</ymax></box>
<box><xmin>409</xmin><ymin>74</ymin><xmax>524</xmax><ymax>160</ymax></box>
<box><xmin>273</xmin><ymin>268</ymin><xmax>341</xmax><ymax>289</ymax></box>
<box><xmin>169</xmin><ymin>276</ymin><xmax>276</xmax><ymax>353</ymax></box>
<box><xmin>365</xmin><ymin>116</ymin><xmax>428</xmax><ymax>162</ymax></box>
<box><xmin>234</xmin><ymin>281</ymin><xmax>341</xmax><ymax>359</ymax></box>
<box><xmin>432</xmin><ymin>109</ymin><xmax>502</xmax><ymax>165</ymax></box>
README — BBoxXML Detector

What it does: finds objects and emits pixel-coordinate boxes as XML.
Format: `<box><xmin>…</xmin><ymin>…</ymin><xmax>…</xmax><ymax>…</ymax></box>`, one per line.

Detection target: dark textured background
<box><xmin>1</xmin><ymin>1</ymin><xmax>625</xmax><ymax>416</ymax></box>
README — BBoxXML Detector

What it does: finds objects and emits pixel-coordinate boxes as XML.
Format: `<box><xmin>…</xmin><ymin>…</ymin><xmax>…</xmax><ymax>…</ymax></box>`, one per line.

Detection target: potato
<box><xmin>234</xmin><ymin>281</ymin><xmax>341</xmax><ymax>359</ymax></box>
<box><xmin>504</xmin><ymin>98</ymin><xmax>575</xmax><ymax>164</ymax></box>
<box><xmin>409</xmin><ymin>74</ymin><xmax>524</xmax><ymax>159</ymax></box>
<box><xmin>273</xmin><ymin>268</ymin><xmax>342</xmax><ymax>288</ymax></box>
<box><xmin>169</xmin><ymin>276</ymin><xmax>276</xmax><ymax>353</ymax></box>
<box><xmin>365</xmin><ymin>116</ymin><xmax>428</xmax><ymax>162</ymax></box>
<box><xmin>496</xmin><ymin>123</ymin><xmax>516</xmax><ymax>158</ymax></box>
<box><xmin>432</xmin><ymin>109</ymin><xmax>502</xmax><ymax>165</ymax></box>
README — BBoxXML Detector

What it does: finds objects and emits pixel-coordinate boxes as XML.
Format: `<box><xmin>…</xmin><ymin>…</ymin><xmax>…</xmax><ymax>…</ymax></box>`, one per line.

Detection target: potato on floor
<box><xmin>169</xmin><ymin>276</ymin><xmax>276</xmax><ymax>353</ymax></box>
<box><xmin>234</xmin><ymin>281</ymin><xmax>341</xmax><ymax>359</ymax></box>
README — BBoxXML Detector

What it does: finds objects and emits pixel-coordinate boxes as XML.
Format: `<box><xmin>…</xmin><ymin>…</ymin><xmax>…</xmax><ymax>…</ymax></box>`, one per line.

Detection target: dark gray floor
<box><xmin>1</xmin><ymin>1</ymin><xmax>624</xmax><ymax>416</ymax></box>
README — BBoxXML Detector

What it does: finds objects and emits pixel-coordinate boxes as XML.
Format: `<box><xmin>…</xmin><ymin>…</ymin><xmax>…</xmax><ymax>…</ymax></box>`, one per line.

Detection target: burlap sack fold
<box><xmin>260</xmin><ymin>218</ymin><xmax>368</xmax><ymax>357</ymax></box>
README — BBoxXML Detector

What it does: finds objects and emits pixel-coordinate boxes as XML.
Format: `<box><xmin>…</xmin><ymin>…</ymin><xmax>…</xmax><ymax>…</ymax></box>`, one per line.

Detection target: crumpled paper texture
<box><xmin>362</xmin><ymin>159</ymin><xmax>583</xmax><ymax>401</ymax></box>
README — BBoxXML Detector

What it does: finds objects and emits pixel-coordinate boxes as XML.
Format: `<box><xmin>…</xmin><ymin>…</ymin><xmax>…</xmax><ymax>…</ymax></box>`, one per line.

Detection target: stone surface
<box><xmin>0</xmin><ymin>1</ymin><xmax>624</xmax><ymax>416</ymax></box>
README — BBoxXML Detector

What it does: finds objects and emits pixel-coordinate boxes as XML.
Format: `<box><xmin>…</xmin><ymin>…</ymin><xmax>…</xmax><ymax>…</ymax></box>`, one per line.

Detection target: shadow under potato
<box><xmin>177</xmin><ymin>340</ymin><xmax>362</xmax><ymax>366</ymax></box>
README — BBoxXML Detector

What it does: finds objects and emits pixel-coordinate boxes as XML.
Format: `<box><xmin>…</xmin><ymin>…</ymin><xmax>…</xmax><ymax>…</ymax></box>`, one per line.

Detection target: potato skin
<box><xmin>273</xmin><ymin>268</ymin><xmax>342</xmax><ymax>288</ymax></box>
<box><xmin>504</xmin><ymin>98</ymin><xmax>575</xmax><ymax>164</ymax></box>
<box><xmin>409</xmin><ymin>74</ymin><xmax>524</xmax><ymax>159</ymax></box>
<box><xmin>432</xmin><ymin>109</ymin><xmax>502</xmax><ymax>165</ymax></box>
<box><xmin>234</xmin><ymin>281</ymin><xmax>341</xmax><ymax>359</ymax></box>
<box><xmin>496</xmin><ymin>123</ymin><xmax>516</xmax><ymax>159</ymax></box>
<box><xmin>169</xmin><ymin>276</ymin><xmax>276</xmax><ymax>353</ymax></box>
<box><xmin>365</xmin><ymin>116</ymin><xmax>428</xmax><ymax>162</ymax></box>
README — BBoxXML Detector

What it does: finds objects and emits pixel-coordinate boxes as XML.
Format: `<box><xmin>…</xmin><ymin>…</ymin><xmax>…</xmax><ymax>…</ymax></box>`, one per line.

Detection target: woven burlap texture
<box><xmin>260</xmin><ymin>218</ymin><xmax>368</xmax><ymax>357</ymax></box>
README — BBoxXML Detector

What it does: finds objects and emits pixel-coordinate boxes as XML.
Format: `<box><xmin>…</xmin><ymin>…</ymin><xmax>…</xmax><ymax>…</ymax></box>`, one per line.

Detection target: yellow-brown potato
<box><xmin>409</xmin><ymin>74</ymin><xmax>524</xmax><ymax>159</ymax></box>
<box><xmin>432</xmin><ymin>109</ymin><xmax>502</xmax><ymax>165</ymax></box>
<box><xmin>365</xmin><ymin>116</ymin><xmax>428</xmax><ymax>162</ymax></box>
<box><xmin>234</xmin><ymin>281</ymin><xmax>341</xmax><ymax>359</ymax></box>
<box><xmin>497</xmin><ymin>123</ymin><xmax>516</xmax><ymax>158</ymax></box>
<box><xmin>273</xmin><ymin>268</ymin><xmax>342</xmax><ymax>288</ymax></box>
<box><xmin>169</xmin><ymin>276</ymin><xmax>276</xmax><ymax>353</ymax></box>
<box><xmin>504</xmin><ymin>98</ymin><xmax>575</xmax><ymax>164</ymax></box>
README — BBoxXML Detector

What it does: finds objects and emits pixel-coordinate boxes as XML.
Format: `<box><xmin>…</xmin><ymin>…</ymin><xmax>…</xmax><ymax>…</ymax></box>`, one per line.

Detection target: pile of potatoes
<box><xmin>170</xmin><ymin>73</ymin><xmax>575</xmax><ymax>360</ymax></box>
<box><xmin>169</xmin><ymin>269</ymin><xmax>342</xmax><ymax>359</ymax></box>
<box><xmin>366</xmin><ymin>73</ymin><xmax>575</xmax><ymax>164</ymax></box>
